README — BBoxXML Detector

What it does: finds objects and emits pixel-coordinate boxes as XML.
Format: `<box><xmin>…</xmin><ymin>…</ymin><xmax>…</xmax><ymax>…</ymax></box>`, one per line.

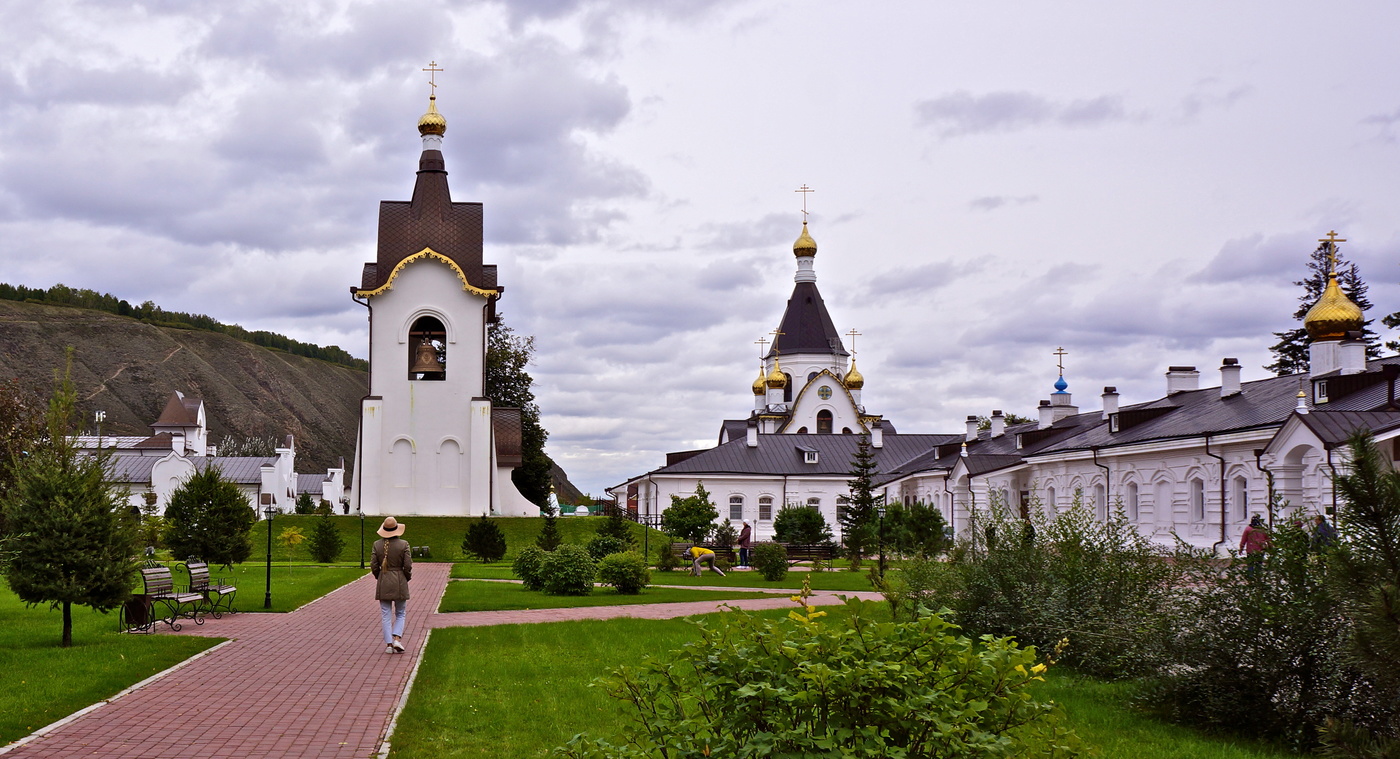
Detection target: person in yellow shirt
<box><xmin>688</xmin><ymin>545</ymin><xmax>726</xmax><ymax>577</ymax></box>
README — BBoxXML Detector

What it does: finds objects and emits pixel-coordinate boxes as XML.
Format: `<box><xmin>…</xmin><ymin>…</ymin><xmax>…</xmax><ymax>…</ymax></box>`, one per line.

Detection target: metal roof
<box><xmin>645</xmin><ymin>433</ymin><xmax>963</xmax><ymax>479</ymax></box>
<box><xmin>768</xmin><ymin>281</ymin><xmax>849</xmax><ymax>358</ymax></box>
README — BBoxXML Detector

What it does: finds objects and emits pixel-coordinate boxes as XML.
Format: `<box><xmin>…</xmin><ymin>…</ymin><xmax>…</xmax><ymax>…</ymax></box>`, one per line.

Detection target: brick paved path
<box><xmin>5</xmin><ymin>569</ymin><xmax>879</xmax><ymax>758</ymax></box>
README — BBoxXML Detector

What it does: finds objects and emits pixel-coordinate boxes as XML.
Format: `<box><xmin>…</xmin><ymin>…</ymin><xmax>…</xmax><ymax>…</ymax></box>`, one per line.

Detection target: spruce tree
<box><xmin>164</xmin><ymin>465</ymin><xmax>256</xmax><ymax>568</ymax></box>
<box><xmin>2</xmin><ymin>355</ymin><xmax>139</xmax><ymax>647</ymax></box>
<box><xmin>307</xmin><ymin>512</ymin><xmax>345</xmax><ymax>563</ymax></box>
<box><xmin>595</xmin><ymin>502</ymin><xmax>636</xmax><ymax>546</ymax></box>
<box><xmin>536</xmin><ymin>510</ymin><xmax>563</xmax><ymax>551</ymax></box>
<box><xmin>840</xmin><ymin>435</ymin><xmax>884</xmax><ymax>560</ymax></box>
<box><xmin>462</xmin><ymin>515</ymin><xmax>508</xmax><ymax>563</ymax></box>
<box><xmin>1266</xmin><ymin>242</ymin><xmax>1378</xmax><ymax>376</ymax></box>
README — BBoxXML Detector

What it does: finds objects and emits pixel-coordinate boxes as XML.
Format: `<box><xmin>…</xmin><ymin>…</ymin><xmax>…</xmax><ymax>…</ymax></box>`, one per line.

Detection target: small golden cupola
<box><xmin>766</xmin><ymin>360</ymin><xmax>788</xmax><ymax>389</ymax></box>
<box><xmin>1303</xmin><ymin>273</ymin><xmax>1364</xmax><ymax>341</ymax></box>
<box><xmin>752</xmin><ymin>366</ymin><xmax>768</xmax><ymax>395</ymax></box>
<box><xmin>418</xmin><ymin>96</ymin><xmax>447</xmax><ymax>137</ymax></box>
<box><xmin>793</xmin><ymin>222</ymin><xmax>817</xmax><ymax>258</ymax></box>
<box><xmin>844</xmin><ymin>359</ymin><xmax>865</xmax><ymax>389</ymax></box>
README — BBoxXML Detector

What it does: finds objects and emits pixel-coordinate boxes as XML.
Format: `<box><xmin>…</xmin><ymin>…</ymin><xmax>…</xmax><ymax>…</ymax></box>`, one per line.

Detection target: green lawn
<box><xmin>449</xmin><ymin>561</ymin><xmax>879</xmax><ymax>591</ymax></box>
<box><xmin>0</xmin><ymin>585</ymin><xmax>221</xmax><ymax>745</ymax></box>
<box><xmin>439</xmin><ymin>580</ymin><xmax>781</xmax><ymax>612</ymax></box>
<box><xmin>202</xmin><ymin>563</ymin><xmax>366</xmax><ymax>613</ymax></box>
<box><xmin>246</xmin><ymin>515</ymin><xmax>665</xmax><ymax>563</ymax></box>
<box><xmin>449</xmin><ymin>563</ymin><xmax>516</xmax><ymax>579</ymax></box>
<box><xmin>389</xmin><ymin>609</ymin><xmax>1299</xmax><ymax>759</ymax></box>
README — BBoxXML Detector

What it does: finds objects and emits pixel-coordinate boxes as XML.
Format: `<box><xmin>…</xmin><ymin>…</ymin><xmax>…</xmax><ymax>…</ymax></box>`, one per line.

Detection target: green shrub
<box><xmin>536</xmin><ymin>512</ymin><xmax>563</xmax><ymax>551</ymax></box>
<box><xmin>655</xmin><ymin>542</ymin><xmax>680</xmax><ymax>572</ymax></box>
<box><xmin>773</xmin><ymin>505</ymin><xmax>832</xmax><ymax>545</ymax></box>
<box><xmin>556</xmin><ymin>594</ymin><xmax>1080</xmax><ymax>758</ymax></box>
<box><xmin>661</xmin><ymin>482</ymin><xmax>718</xmax><ymax>543</ymax></box>
<box><xmin>541</xmin><ymin>544</ymin><xmax>596</xmax><ymax>596</ymax></box>
<box><xmin>712</xmin><ymin>519</ymin><xmax>737</xmax><ymax>550</ymax></box>
<box><xmin>597</xmin><ymin>551</ymin><xmax>650</xmax><ymax>595</ymax></box>
<box><xmin>462</xmin><ymin>515</ymin><xmax>508</xmax><ymax>563</ymax></box>
<box><xmin>594</xmin><ymin>505</ymin><xmax>636</xmax><ymax>547</ymax></box>
<box><xmin>751</xmin><ymin>542</ymin><xmax>788</xmax><ymax>581</ymax></box>
<box><xmin>874</xmin><ymin>554</ymin><xmax>960</xmax><ymax>622</ymax></box>
<box><xmin>294</xmin><ymin>492</ymin><xmax>316</xmax><ymax>514</ymax></box>
<box><xmin>586</xmin><ymin>534</ymin><xmax>627</xmax><ymax>561</ymax></box>
<box><xmin>307</xmin><ymin>512</ymin><xmax>345</xmax><ymax>563</ymax></box>
<box><xmin>512</xmin><ymin>546</ymin><xmax>549</xmax><ymax>591</ymax></box>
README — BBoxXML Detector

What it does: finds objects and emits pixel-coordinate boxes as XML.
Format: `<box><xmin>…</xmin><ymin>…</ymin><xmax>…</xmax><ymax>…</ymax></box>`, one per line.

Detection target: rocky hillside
<box><xmin>0</xmin><ymin>300</ymin><xmax>367</xmax><ymax>474</ymax></box>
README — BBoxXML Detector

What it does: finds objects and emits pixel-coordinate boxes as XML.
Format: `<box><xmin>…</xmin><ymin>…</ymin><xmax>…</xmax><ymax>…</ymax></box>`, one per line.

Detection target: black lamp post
<box><xmin>876</xmin><ymin>504</ymin><xmax>888</xmax><ymax>579</ymax></box>
<box><xmin>359</xmin><ymin>505</ymin><xmax>366</xmax><ymax>570</ymax></box>
<box><xmin>263</xmin><ymin>505</ymin><xmax>275</xmax><ymax>609</ymax></box>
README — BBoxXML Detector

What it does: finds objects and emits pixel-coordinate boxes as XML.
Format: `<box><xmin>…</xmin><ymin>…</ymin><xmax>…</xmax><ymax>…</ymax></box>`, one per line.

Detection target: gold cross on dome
<box><xmin>754</xmin><ymin>335</ymin><xmax>769</xmax><ymax>358</ymax></box>
<box><xmin>769</xmin><ymin>328</ymin><xmax>786</xmax><ymax>350</ymax></box>
<box><xmin>1053</xmin><ymin>346</ymin><xmax>1068</xmax><ymax>374</ymax></box>
<box><xmin>795</xmin><ymin>184</ymin><xmax>814</xmax><ymax>221</ymax></box>
<box><xmin>1319</xmin><ymin>230</ymin><xmax>1346</xmax><ymax>275</ymax></box>
<box><xmin>845</xmin><ymin>328</ymin><xmax>862</xmax><ymax>355</ymax></box>
<box><xmin>423</xmin><ymin>60</ymin><xmax>444</xmax><ymax>95</ymax></box>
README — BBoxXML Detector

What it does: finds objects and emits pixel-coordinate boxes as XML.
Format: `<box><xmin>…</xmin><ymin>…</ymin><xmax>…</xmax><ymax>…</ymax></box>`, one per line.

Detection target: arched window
<box><xmin>1155</xmin><ymin>481</ymin><xmax>1174</xmax><ymax>526</ymax></box>
<box><xmin>817</xmin><ymin>410</ymin><xmax>834</xmax><ymax>434</ymax></box>
<box><xmin>1190</xmin><ymin>478</ymin><xmax>1205</xmax><ymax>521</ymax></box>
<box><xmin>758</xmin><ymin>496</ymin><xmax>773</xmax><ymax>521</ymax></box>
<box><xmin>1045</xmin><ymin>486</ymin><xmax>1057</xmax><ymax>515</ymax></box>
<box><xmin>807</xmin><ymin>497</ymin><xmax>821</xmax><ymax>510</ymax></box>
<box><xmin>783</xmin><ymin>373</ymin><xmax>793</xmax><ymax>402</ymax></box>
<box><xmin>808</xmin><ymin>371</ymin><xmax>819</xmax><ymax>382</ymax></box>
<box><xmin>1232</xmin><ymin>476</ymin><xmax>1249</xmax><ymax>522</ymax></box>
<box><xmin>729</xmin><ymin>495</ymin><xmax>744</xmax><ymax>521</ymax></box>
<box><xmin>842</xmin><ymin>427</ymin><xmax>853</xmax><ymax>434</ymax></box>
<box><xmin>836</xmin><ymin>495</ymin><xmax>850</xmax><ymax>521</ymax></box>
<box><xmin>1125</xmin><ymin>482</ymin><xmax>1140</xmax><ymax>522</ymax></box>
<box><xmin>408</xmin><ymin>315</ymin><xmax>447</xmax><ymax>381</ymax></box>
<box><xmin>1093</xmin><ymin>484</ymin><xmax>1106</xmax><ymax>521</ymax></box>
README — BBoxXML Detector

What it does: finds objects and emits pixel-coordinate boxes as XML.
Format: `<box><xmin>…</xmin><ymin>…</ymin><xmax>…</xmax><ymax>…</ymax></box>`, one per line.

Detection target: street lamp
<box><xmin>876</xmin><ymin>504</ymin><xmax>888</xmax><ymax>579</ymax></box>
<box><xmin>359</xmin><ymin>505</ymin><xmax>366</xmax><ymax>570</ymax></box>
<box><xmin>263</xmin><ymin>504</ymin><xmax>275</xmax><ymax>609</ymax></box>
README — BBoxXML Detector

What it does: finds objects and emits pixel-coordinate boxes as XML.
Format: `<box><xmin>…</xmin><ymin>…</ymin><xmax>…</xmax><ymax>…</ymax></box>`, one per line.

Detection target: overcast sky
<box><xmin>3</xmin><ymin>1</ymin><xmax>1399</xmax><ymax>496</ymax></box>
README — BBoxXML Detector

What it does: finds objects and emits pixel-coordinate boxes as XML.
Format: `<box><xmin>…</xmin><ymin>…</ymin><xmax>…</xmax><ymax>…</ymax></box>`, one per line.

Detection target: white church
<box><xmin>347</xmin><ymin>91</ymin><xmax>537</xmax><ymax>518</ymax></box>
<box><xmin>612</xmin><ymin>230</ymin><xmax>1400</xmax><ymax>553</ymax></box>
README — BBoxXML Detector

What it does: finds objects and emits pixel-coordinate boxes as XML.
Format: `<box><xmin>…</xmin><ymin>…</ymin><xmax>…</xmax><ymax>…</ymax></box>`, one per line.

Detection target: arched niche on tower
<box><xmin>816</xmin><ymin>409</ymin><xmax>833</xmax><ymax>434</ymax></box>
<box><xmin>407</xmin><ymin>315</ymin><xmax>448</xmax><ymax>381</ymax></box>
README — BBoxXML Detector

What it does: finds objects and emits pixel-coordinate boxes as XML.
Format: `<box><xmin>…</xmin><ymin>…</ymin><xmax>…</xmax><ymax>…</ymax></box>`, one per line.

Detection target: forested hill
<box><xmin>0</xmin><ymin>283</ymin><xmax>366</xmax><ymax>371</ymax></box>
<box><xmin>0</xmin><ymin>299</ymin><xmax>367</xmax><ymax>474</ymax></box>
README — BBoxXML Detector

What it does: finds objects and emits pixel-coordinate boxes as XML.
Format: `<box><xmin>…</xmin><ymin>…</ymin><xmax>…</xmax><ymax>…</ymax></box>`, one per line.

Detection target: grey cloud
<box><xmin>1177</xmin><ymin>82</ymin><xmax>1251</xmax><ymax>121</ymax></box>
<box><xmin>914</xmin><ymin>91</ymin><xmax>1128</xmax><ymax>137</ymax></box>
<box><xmin>1362</xmin><ymin>106</ymin><xmax>1400</xmax><ymax>144</ymax></box>
<box><xmin>863</xmin><ymin>260</ymin><xmax>984</xmax><ymax>299</ymax></box>
<box><xmin>2</xmin><ymin>60</ymin><xmax>198</xmax><ymax>107</ymax></box>
<box><xmin>697</xmin><ymin>213</ymin><xmax>795</xmax><ymax>251</ymax></box>
<box><xmin>969</xmin><ymin>194</ymin><xmax>1039</xmax><ymax>212</ymax></box>
<box><xmin>1188</xmin><ymin>232</ymin><xmax>1314</xmax><ymax>285</ymax></box>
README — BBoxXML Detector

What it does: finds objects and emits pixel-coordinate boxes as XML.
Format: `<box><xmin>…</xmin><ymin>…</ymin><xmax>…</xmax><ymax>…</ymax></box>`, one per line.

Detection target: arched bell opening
<box><xmin>408</xmin><ymin>315</ymin><xmax>447</xmax><ymax>381</ymax></box>
<box><xmin>817</xmin><ymin>409</ymin><xmax>834</xmax><ymax>434</ymax></box>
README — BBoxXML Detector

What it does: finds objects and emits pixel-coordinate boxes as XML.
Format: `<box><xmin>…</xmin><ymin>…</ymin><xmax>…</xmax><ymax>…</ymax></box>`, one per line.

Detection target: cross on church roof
<box><xmin>1319</xmin><ymin>230</ymin><xmax>1346</xmax><ymax>276</ymax></box>
<box><xmin>845</xmin><ymin>328</ymin><xmax>861</xmax><ymax>355</ymax></box>
<box><xmin>754</xmin><ymin>335</ymin><xmax>769</xmax><ymax>359</ymax></box>
<box><xmin>1053</xmin><ymin>346</ymin><xmax>1068</xmax><ymax>374</ymax></box>
<box><xmin>422</xmin><ymin>60</ymin><xmax>444</xmax><ymax>96</ymax></box>
<box><xmin>794</xmin><ymin>184</ymin><xmax>814</xmax><ymax>222</ymax></box>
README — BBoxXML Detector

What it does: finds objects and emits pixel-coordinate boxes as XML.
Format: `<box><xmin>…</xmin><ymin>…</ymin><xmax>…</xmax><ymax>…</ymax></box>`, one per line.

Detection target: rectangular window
<box><xmin>758</xmin><ymin>496</ymin><xmax>773</xmax><ymax>521</ymax></box>
<box><xmin>729</xmin><ymin>495</ymin><xmax>744</xmax><ymax>521</ymax></box>
<box><xmin>803</xmin><ymin>450</ymin><xmax>819</xmax><ymax>464</ymax></box>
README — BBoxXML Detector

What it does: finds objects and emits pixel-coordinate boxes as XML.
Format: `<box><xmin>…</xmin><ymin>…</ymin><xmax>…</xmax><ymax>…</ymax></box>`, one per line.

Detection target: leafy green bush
<box><xmin>661</xmin><ymin>482</ymin><xmax>718</xmax><ymax>543</ymax></box>
<box><xmin>556</xmin><ymin>594</ymin><xmax>1080</xmax><ymax>758</ymax></box>
<box><xmin>307</xmin><ymin>512</ymin><xmax>345</xmax><ymax>563</ymax></box>
<box><xmin>512</xmin><ymin>546</ymin><xmax>549</xmax><ymax>591</ymax></box>
<box><xmin>597</xmin><ymin>552</ymin><xmax>650</xmax><ymax>595</ymax></box>
<box><xmin>541</xmin><ymin>544</ymin><xmax>596</xmax><ymax>596</ymax></box>
<box><xmin>773</xmin><ymin>505</ymin><xmax>832</xmax><ymax>545</ymax></box>
<box><xmin>586</xmin><ymin>535</ymin><xmax>627</xmax><ymax>561</ymax></box>
<box><xmin>462</xmin><ymin>515</ymin><xmax>508</xmax><ymax>563</ymax></box>
<box><xmin>654</xmin><ymin>541</ymin><xmax>680</xmax><ymax>572</ymax></box>
<box><xmin>874</xmin><ymin>554</ymin><xmax>960</xmax><ymax>622</ymax></box>
<box><xmin>751</xmin><ymin>542</ymin><xmax>788</xmax><ymax>581</ymax></box>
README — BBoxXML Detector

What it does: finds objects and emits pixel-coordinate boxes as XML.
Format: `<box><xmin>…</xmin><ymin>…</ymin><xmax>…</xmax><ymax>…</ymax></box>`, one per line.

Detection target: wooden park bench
<box><xmin>669</xmin><ymin>542</ymin><xmax>737</xmax><ymax>564</ymax></box>
<box><xmin>780</xmin><ymin>543</ymin><xmax>841</xmax><ymax>566</ymax></box>
<box><xmin>183</xmin><ymin>560</ymin><xmax>237</xmax><ymax>619</ymax></box>
<box><xmin>136</xmin><ymin>564</ymin><xmax>204</xmax><ymax>632</ymax></box>
<box><xmin>411</xmin><ymin>545</ymin><xmax>432</xmax><ymax>559</ymax></box>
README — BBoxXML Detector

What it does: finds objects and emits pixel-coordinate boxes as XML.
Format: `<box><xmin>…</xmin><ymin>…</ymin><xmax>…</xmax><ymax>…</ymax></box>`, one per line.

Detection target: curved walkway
<box><xmin>3</xmin><ymin>566</ymin><xmax>878</xmax><ymax>758</ymax></box>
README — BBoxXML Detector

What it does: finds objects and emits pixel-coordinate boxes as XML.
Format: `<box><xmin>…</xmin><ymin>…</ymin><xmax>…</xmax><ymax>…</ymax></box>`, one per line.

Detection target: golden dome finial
<box><xmin>752</xmin><ymin>365</ymin><xmax>767</xmax><ymax>395</ymax></box>
<box><xmin>1303</xmin><ymin>232</ymin><xmax>1363</xmax><ymax>341</ymax></box>
<box><xmin>844</xmin><ymin>358</ymin><xmax>864</xmax><ymax>389</ymax></box>
<box><xmin>418</xmin><ymin>96</ymin><xmax>447</xmax><ymax>137</ymax></box>
<box><xmin>793</xmin><ymin>222</ymin><xmax>817</xmax><ymax>257</ymax></box>
<box><xmin>766</xmin><ymin>359</ymin><xmax>788</xmax><ymax>389</ymax></box>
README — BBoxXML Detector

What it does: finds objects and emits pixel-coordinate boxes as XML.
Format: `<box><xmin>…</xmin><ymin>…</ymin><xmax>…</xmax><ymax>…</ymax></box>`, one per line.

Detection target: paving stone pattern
<box><xmin>7</xmin><ymin>568</ymin><xmax>877</xmax><ymax>758</ymax></box>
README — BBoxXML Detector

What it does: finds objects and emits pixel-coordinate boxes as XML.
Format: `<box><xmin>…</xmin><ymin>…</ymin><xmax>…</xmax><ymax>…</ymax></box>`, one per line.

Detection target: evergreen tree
<box><xmin>463</xmin><ymin>515</ymin><xmax>508</xmax><ymax>563</ymax></box>
<box><xmin>164</xmin><ymin>465</ymin><xmax>256</xmax><ymax>568</ymax></box>
<box><xmin>840</xmin><ymin>435</ymin><xmax>884</xmax><ymax>560</ymax></box>
<box><xmin>595</xmin><ymin>502</ymin><xmax>635</xmax><ymax>546</ymax></box>
<box><xmin>485</xmin><ymin>317</ymin><xmax>553</xmax><ymax>507</ymax></box>
<box><xmin>294</xmin><ymin>492</ymin><xmax>316</xmax><ymax>514</ymax></box>
<box><xmin>536</xmin><ymin>510</ymin><xmax>563</xmax><ymax>551</ymax></box>
<box><xmin>662</xmin><ymin>482</ymin><xmax>719</xmax><ymax>543</ymax></box>
<box><xmin>307</xmin><ymin>512</ymin><xmax>345</xmax><ymax>563</ymax></box>
<box><xmin>1</xmin><ymin>355</ymin><xmax>138</xmax><ymax>647</ymax></box>
<box><xmin>0</xmin><ymin>378</ymin><xmax>44</xmax><ymax>535</ymax></box>
<box><xmin>1266</xmin><ymin>242</ymin><xmax>1378</xmax><ymax>376</ymax></box>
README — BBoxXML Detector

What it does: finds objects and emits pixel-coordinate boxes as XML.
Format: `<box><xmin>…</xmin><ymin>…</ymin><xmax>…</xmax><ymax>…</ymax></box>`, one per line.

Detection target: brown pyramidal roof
<box><xmin>152</xmin><ymin>391</ymin><xmax>201</xmax><ymax>427</ymax></box>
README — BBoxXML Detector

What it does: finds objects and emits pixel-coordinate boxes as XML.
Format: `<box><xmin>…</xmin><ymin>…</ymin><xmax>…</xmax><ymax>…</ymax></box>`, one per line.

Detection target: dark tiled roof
<box><xmin>153</xmin><ymin>392</ymin><xmax>200</xmax><ymax>427</ymax></box>
<box><xmin>134</xmin><ymin>432</ymin><xmax>176</xmax><ymax>449</ymax></box>
<box><xmin>719</xmin><ymin>419</ymin><xmax>748</xmax><ymax>444</ymax></box>
<box><xmin>1297</xmin><ymin>410</ymin><xmax>1400</xmax><ymax>447</ymax></box>
<box><xmin>192</xmin><ymin>457</ymin><xmax>278</xmax><ymax>484</ymax></box>
<box><xmin>296</xmin><ymin>473</ymin><xmax>328</xmax><ymax>495</ymax></box>
<box><xmin>360</xmin><ymin>149</ymin><xmax>490</xmax><ymax>292</ymax></box>
<box><xmin>492</xmin><ymin>407</ymin><xmax>523</xmax><ymax>468</ymax></box>
<box><xmin>105</xmin><ymin>456</ymin><xmax>158</xmax><ymax>483</ymax></box>
<box><xmin>961</xmin><ymin>453</ymin><xmax>1028</xmax><ymax>476</ymax></box>
<box><xmin>649</xmin><ymin>433</ymin><xmax>963</xmax><ymax>479</ymax></box>
<box><xmin>768</xmin><ymin>282</ymin><xmax>849</xmax><ymax>358</ymax></box>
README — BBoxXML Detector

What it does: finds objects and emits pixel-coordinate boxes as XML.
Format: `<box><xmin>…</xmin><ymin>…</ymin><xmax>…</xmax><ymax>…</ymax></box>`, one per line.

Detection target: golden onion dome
<box><xmin>765</xmin><ymin>360</ymin><xmax>788</xmax><ymax>389</ymax></box>
<box><xmin>752</xmin><ymin>366</ymin><xmax>767</xmax><ymax>395</ymax></box>
<box><xmin>418</xmin><ymin>96</ymin><xmax>447</xmax><ymax>136</ymax></box>
<box><xmin>1303</xmin><ymin>274</ymin><xmax>1364</xmax><ymax>340</ymax></box>
<box><xmin>844</xmin><ymin>359</ymin><xmax>864</xmax><ymax>389</ymax></box>
<box><xmin>793</xmin><ymin>222</ymin><xmax>817</xmax><ymax>257</ymax></box>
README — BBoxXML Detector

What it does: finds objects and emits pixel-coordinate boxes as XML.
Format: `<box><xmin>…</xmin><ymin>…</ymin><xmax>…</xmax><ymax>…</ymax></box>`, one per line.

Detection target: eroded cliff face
<box><xmin>0</xmin><ymin>300</ymin><xmax>368</xmax><ymax>474</ymax></box>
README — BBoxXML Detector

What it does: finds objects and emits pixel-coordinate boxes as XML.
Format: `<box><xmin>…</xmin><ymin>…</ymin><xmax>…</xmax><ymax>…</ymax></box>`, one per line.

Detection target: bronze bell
<box><xmin>411</xmin><ymin>337</ymin><xmax>444</xmax><ymax>373</ymax></box>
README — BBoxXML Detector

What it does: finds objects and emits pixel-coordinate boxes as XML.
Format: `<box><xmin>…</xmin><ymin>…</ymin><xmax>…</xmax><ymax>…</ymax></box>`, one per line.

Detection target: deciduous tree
<box><xmin>661</xmin><ymin>482</ymin><xmax>718</xmax><ymax>543</ymax></box>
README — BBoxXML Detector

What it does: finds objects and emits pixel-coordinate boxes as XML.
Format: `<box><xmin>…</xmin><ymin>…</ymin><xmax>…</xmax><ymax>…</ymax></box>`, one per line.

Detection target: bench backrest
<box><xmin>141</xmin><ymin>566</ymin><xmax>174</xmax><ymax>595</ymax></box>
<box><xmin>185</xmin><ymin>562</ymin><xmax>210</xmax><ymax>591</ymax></box>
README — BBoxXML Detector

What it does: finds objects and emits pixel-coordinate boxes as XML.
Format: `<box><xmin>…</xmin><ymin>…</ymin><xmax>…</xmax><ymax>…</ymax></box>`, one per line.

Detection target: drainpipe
<box><xmin>1325</xmin><ymin>446</ymin><xmax>1340</xmax><ymax>523</ymax></box>
<box><xmin>1091</xmin><ymin>447</ymin><xmax>1111</xmax><ymax>510</ymax></box>
<box><xmin>782</xmin><ymin>474</ymin><xmax>789</xmax><ymax>513</ymax></box>
<box><xmin>1206</xmin><ymin>435</ymin><xmax>1228</xmax><ymax>556</ymax></box>
<box><xmin>1253</xmin><ymin>448</ymin><xmax>1275</xmax><ymax>530</ymax></box>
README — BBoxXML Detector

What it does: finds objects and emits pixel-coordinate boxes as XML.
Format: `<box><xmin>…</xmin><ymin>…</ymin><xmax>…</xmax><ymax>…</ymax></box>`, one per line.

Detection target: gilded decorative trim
<box><xmin>355</xmin><ymin>247</ymin><xmax>499</xmax><ymax>298</ymax></box>
<box><xmin>776</xmin><ymin>368</ymin><xmax>869</xmax><ymax>434</ymax></box>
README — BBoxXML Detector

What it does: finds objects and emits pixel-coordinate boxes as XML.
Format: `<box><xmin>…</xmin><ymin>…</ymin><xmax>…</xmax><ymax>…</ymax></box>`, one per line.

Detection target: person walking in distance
<box><xmin>372</xmin><ymin>517</ymin><xmax>412</xmax><ymax>654</ymax></box>
<box><xmin>737</xmin><ymin>521</ymin><xmax>752</xmax><ymax>568</ymax></box>
<box><xmin>688</xmin><ymin>544</ymin><xmax>727</xmax><ymax>577</ymax></box>
<box><xmin>1239</xmin><ymin>514</ymin><xmax>1271</xmax><ymax>577</ymax></box>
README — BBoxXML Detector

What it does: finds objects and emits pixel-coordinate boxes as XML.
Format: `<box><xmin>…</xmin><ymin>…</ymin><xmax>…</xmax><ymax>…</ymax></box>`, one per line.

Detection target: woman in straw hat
<box><xmin>372</xmin><ymin>517</ymin><xmax>413</xmax><ymax>653</ymax></box>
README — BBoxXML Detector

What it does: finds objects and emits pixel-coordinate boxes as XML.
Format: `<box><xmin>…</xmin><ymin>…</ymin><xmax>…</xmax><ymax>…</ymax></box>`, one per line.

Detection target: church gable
<box><xmin>781</xmin><ymin>369</ymin><xmax>864</xmax><ymax>434</ymax></box>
